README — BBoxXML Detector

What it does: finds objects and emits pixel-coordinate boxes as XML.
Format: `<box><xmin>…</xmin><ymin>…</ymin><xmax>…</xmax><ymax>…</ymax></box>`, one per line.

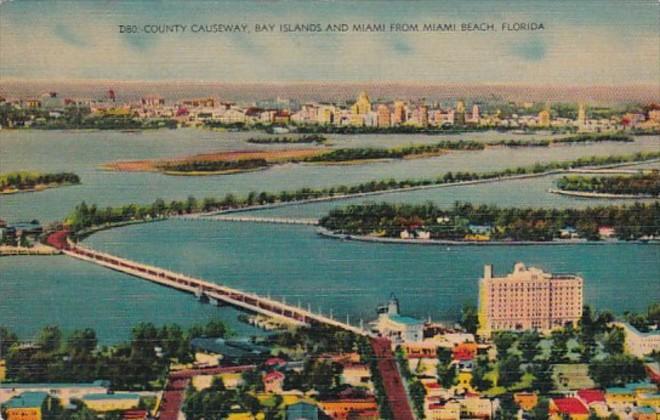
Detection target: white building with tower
<box><xmin>371</xmin><ymin>293</ymin><xmax>424</xmax><ymax>344</ymax></box>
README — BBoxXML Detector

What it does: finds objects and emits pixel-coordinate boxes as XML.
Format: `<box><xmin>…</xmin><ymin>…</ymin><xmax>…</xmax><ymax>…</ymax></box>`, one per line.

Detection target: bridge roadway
<box><xmin>180</xmin><ymin>214</ymin><xmax>319</xmax><ymax>225</ymax></box>
<box><xmin>63</xmin><ymin>242</ymin><xmax>368</xmax><ymax>336</ymax></box>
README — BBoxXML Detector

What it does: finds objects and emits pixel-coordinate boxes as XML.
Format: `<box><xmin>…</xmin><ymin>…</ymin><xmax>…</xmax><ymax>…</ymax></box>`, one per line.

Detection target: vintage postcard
<box><xmin>0</xmin><ymin>1</ymin><xmax>658</xmax><ymax>419</ymax></box>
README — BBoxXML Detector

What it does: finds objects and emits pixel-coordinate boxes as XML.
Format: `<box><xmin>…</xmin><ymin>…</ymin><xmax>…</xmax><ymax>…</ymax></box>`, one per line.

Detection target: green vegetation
<box><xmin>487</xmin><ymin>133</ymin><xmax>633</xmax><ymax>147</ymax></box>
<box><xmin>307</xmin><ymin>140</ymin><xmax>485</xmax><ymax>162</ymax></box>
<box><xmin>588</xmin><ymin>354</ymin><xmax>646</xmax><ymax>387</ymax></box>
<box><xmin>319</xmin><ymin>201</ymin><xmax>660</xmax><ymax>241</ymax></box>
<box><xmin>66</xmin><ymin>152</ymin><xmax>660</xmax><ymax>234</ymax></box>
<box><xmin>460</xmin><ymin>304</ymin><xmax>479</xmax><ymax>334</ymax></box>
<box><xmin>557</xmin><ymin>171</ymin><xmax>659</xmax><ymax>197</ymax></box>
<box><xmin>158</xmin><ymin>158</ymin><xmax>268</xmax><ymax>173</ymax></box>
<box><xmin>1</xmin><ymin>320</ymin><xmax>229</xmax><ymax>389</ymax></box>
<box><xmin>246</xmin><ymin>134</ymin><xmax>327</xmax><ymax>144</ymax></box>
<box><xmin>396</xmin><ymin>347</ymin><xmax>425</xmax><ymax>419</ymax></box>
<box><xmin>358</xmin><ymin>339</ymin><xmax>394</xmax><ymax>420</ymax></box>
<box><xmin>182</xmin><ymin>377</ymin><xmax>268</xmax><ymax>420</ymax></box>
<box><xmin>0</xmin><ymin>171</ymin><xmax>80</xmax><ymax>192</ymax></box>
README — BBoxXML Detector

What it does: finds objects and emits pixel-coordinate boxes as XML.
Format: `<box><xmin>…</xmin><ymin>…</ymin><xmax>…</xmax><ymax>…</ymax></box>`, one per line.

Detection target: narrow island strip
<box><xmin>102</xmin><ymin>133</ymin><xmax>636</xmax><ymax>176</ymax></box>
<box><xmin>549</xmin><ymin>171</ymin><xmax>659</xmax><ymax>199</ymax></box>
<box><xmin>0</xmin><ymin>171</ymin><xmax>80</xmax><ymax>194</ymax></box>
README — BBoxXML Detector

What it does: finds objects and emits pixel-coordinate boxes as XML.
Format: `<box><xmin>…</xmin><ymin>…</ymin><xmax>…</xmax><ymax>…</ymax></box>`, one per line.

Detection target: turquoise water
<box><xmin>0</xmin><ymin>255</ymin><xmax>262</xmax><ymax>344</ymax></box>
<box><xmin>244</xmin><ymin>173</ymin><xmax>660</xmax><ymax>219</ymax></box>
<box><xmin>1</xmin><ymin>129</ymin><xmax>657</xmax><ymax>222</ymax></box>
<box><xmin>80</xmin><ymin>221</ymin><xmax>659</xmax><ymax>333</ymax></box>
<box><xmin>1</xmin><ymin>130</ymin><xmax>658</xmax><ymax>343</ymax></box>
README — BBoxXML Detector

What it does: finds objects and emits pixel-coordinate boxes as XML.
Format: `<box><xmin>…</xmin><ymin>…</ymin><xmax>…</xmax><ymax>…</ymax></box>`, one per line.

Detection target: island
<box><xmin>246</xmin><ymin>134</ymin><xmax>327</xmax><ymax>144</ymax></box>
<box><xmin>318</xmin><ymin>201</ymin><xmax>659</xmax><ymax>243</ymax></box>
<box><xmin>102</xmin><ymin>134</ymin><xmax>640</xmax><ymax>175</ymax></box>
<box><xmin>0</xmin><ymin>171</ymin><xmax>80</xmax><ymax>194</ymax></box>
<box><xmin>551</xmin><ymin>171</ymin><xmax>659</xmax><ymax>198</ymax></box>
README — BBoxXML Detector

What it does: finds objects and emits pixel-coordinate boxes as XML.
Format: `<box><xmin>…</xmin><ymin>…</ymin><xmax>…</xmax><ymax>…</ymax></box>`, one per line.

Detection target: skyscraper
<box><xmin>392</xmin><ymin>101</ymin><xmax>406</xmax><ymax>125</ymax></box>
<box><xmin>376</xmin><ymin>104</ymin><xmax>391</xmax><ymax>128</ymax></box>
<box><xmin>455</xmin><ymin>100</ymin><xmax>466</xmax><ymax>126</ymax></box>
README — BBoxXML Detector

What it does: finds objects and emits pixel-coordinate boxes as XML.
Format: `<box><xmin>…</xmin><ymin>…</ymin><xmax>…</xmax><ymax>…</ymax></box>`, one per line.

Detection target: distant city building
<box><xmin>455</xmin><ymin>100</ymin><xmax>466</xmax><ymax>126</ymax></box>
<box><xmin>471</xmin><ymin>104</ymin><xmax>480</xmax><ymax>123</ymax></box>
<box><xmin>392</xmin><ymin>100</ymin><xmax>406</xmax><ymax>125</ymax></box>
<box><xmin>418</xmin><ymin>105</ymin><xmax>429</xmax><ymax>127</ymax></box>
<box><xmin>376</xmin><ymin>104</ymin><xmax>391</xmax><ymax>128</ymax></box>
<box><xmin>140</xmin><ymin>96</ymin><xmax>164</xmax><ymax>108</ymax></box>
<box><xmin>372</xmin><ymin>293</ymin><xmax>424</xmax><ymax>344</ymax></box>
<box><xmin>351</xmin><ymin>91</ymin><xmax>371</xmax><ymax>115</ymax></box>
<box><xmin>611</xmin><ymin>322</ymin><xmax>660</xmax><ymax>358</ymax></box>
<box><xmin>478</xmin><ymin>263</ymin><xmax>583</xmax><ymax>336</ymax></box>
<box><xmin>577</xmin><ymin>103</ymin><xmax>587</xmax><ymax>128</ymax></box>
<box><xmin>538</xmin><ymin>107</ymin><xmax>551</xmax><ymax>127</ymax></box>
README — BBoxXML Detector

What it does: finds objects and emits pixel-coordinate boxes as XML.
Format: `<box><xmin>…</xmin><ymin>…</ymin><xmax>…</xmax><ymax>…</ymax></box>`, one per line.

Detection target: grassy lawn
<box><xmin>553</xmin><ymin>364</ymin><xmax>595</xmax><ymax>391</ymax></box>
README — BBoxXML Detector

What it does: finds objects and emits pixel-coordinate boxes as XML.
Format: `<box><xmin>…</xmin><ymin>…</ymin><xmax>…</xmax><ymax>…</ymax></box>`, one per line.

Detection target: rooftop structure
<box><xmin>611</xmin><ymin>322</ymin><xmax>660</xmax><ymax>358</ymax></box>
<box><xmin>478</xmin><ymin>262</ymin><xmax>583</xmax><ymax>336</ymax></box>
<box><xmin>372</xmin><ymin>293</ymin><xmax>424</xmax><ymax>344</ymax></box>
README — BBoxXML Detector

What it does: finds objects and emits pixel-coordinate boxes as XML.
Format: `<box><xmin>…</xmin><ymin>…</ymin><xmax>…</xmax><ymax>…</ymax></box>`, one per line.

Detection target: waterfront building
<box><xmin>649</xmin><ymin>109</ymin><xmax>660</xmax><ymax>123</ymax></box>
<box><xmin>316</xmin><ymin>105</ymin><xmax>335</xmax><ymax>124</ymax></box>
<box><xmin>351</xmin><ymin>92</ymin><xmax>371</xmax><ymax>115</ymax></box>
<box><xmin>538</xmin><ymin>108</ymin><xmax>551</xmax><ymax>127</ymax></box>
<box><xmin>611</xmin><ymin>322</ymin><xmax>660</xmax><ymax>358</ymax></box>
<box><xmin>182</xmin><ymin>97</ymin><xmax>216</xmax><ymax>108</ymax></box>
<box><xmin>140</xmin><ymin>95</ymin><xmax>164</xmax><ymax>108</ymax></box>
<box><xmin>1</xmin><ymin>392</ymin><xmax>49</xmax><ymax>420</ymax></box>
<box><xmin>477</xmin><ymin>263</ymin><xmax>583</xmax><ymax>336</ymax></box>
<box><xmin>470</xmin><ymin>104</ymin><xmax>480</xmax><ymax>123</ymax></box>
<box><xmin>418</xmin><ymin>105</ymin><xmax>429</xmax><ymax>127</ymax></box>
<box><xmin>376</xmin><ymin>104</ymin><xmax>391</xmax><ymax>128</ymax></box>
<box><xmin>455</xmin><ymin>101</ymin><xmax>466</xmax><ymax>126</ymax></box>
<box><xmin>392</xmin><ymin>101</ymin><xmax>406</xmax><ymax>125</ymax></box>
<box><xmin>372</xmin><ymin>294</ymin><xmax>424</xmax><ymax>344</ymax></box>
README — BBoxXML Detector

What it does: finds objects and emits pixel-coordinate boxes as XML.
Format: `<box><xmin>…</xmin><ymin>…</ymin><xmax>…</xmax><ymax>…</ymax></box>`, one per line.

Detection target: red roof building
<box><xmin>577</xmin><ymin>389</ymin><xmax>606</xmax><ymax>405</ymax></box>
<box><xmin>551</xmin><ymin>397</ymin><xmax>589</xmax><ymax>417</ymax></box>
<box><xmin>122</xmin><ymin>409</ymin><xmax>148</xmax><ymax>420</ymax></box>
<box><xmin>264</xmin><ymin>357</ymin><xmax>287</xmax><ymax>368</ymax></box>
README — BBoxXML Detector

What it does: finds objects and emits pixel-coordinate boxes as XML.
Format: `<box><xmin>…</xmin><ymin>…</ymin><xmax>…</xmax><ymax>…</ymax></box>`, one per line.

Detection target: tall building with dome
<box><xmin>351</xmin><ymin>91</ymin><xmax>371</xmax><ymax>115</ymax></box>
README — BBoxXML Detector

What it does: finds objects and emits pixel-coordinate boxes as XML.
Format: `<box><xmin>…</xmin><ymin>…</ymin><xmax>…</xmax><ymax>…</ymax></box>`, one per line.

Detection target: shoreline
<box><xmin>0</xmin><ymin>182</ymin><xmax>79</xmax><ymax>195</ymax></box>
<box><xmin>0</xmin><ymin>244</ymin><xmax>61</xmax><ymax>256</ymax></box>
<box><xmin>548</xmin><ymin>188</ymin><xmax>657</xmax><ymax>199</ymax></box>
<box><xmin>316</xmin><ymin>227</ymin><xmax>658</xmax><ymax>247</ymax></box>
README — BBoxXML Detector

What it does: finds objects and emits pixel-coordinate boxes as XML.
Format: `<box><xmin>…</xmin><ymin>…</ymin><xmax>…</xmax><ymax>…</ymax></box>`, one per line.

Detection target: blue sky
<box><xmin>1</xmin><ymin>0</ymin><xmax>658</xmax><ymax>85</ymax></box>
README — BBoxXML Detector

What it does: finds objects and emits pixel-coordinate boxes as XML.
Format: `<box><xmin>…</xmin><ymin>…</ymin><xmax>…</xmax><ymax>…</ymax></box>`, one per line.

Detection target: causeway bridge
<box><xmin>62</xmin><ymin>241</ymin><xmax>367</xmax><ymax>336</ymax></box>
<box><xmin>180</xmin><ymin>214</ymin><xmax>319</xmax><ymax>225</ymax></box>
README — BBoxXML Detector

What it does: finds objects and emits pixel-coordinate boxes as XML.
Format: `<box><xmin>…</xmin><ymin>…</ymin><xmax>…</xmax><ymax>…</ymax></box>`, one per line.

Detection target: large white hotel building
<box><xmin>478</xmin><ymin>262</ymin><xmax>583</xmax><ymax>336</ymax></box>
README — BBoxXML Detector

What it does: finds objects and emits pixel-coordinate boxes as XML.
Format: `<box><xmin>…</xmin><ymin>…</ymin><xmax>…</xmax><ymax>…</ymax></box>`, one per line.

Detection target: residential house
<box><xmin>1</xmin><ymin>392</ymin><xmax>49</xmax><ymax>420</ymax></box>
<box><xmin>263</xmin><ymin>371</ymin><xmax>285</xmax><ymax>393</ymax></box>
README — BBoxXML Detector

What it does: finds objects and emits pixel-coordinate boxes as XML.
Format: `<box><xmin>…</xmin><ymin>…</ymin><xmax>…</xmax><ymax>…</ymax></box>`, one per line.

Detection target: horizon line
<box><xmin>2</xmin><ymin>78</ymin><xmax>659</xmax><ymax>89</ymax></box>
